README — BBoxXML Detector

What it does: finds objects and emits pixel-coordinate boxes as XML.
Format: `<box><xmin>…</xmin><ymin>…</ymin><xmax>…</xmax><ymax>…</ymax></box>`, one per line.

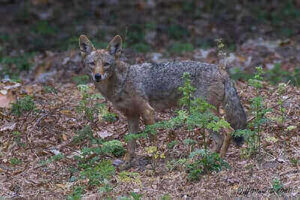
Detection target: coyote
<box><xmin>79</xmin><ymin>35</ymin><xmax>247</xmax><ymax>164</ymax></box>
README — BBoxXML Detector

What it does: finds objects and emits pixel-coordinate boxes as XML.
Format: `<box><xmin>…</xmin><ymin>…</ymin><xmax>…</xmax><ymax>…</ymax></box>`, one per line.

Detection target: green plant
<box><xmin>102</xmin><ymin>112</ymin><xmax>118</xmax><ymax>123</ymax></box>
<box><xmin>52</xmin><ymin>153</ymin><xmax>64</xmax><ymax>161</ymax></box>
<box><xmin>231</xmin><ymin>63</ymin><xmax>300</xmax><ymax>87</ymax></box>
<box><xmin>132</xmin><ymin>43</ymin><xmax>151</xmax><ymax>53</ymax></box>
<box><xmin>272</xmin><ymin>178</ymin><xmax>283</xmax><ymax>194</ymax></box>
<box><xmin>215</xmin><ymin>38</ymin><xmax>226</xmax><ymax>59</ymax></box>
<box><xmin>11</xmin><ymin>131</ymin><xmax>25</xmax><ymax>147</ymax></box>
<box><xmin>276</xmin><ymin>83</ymin><xmax>290</xmax><ymax>148</ymax></box>
<box><xmin>234</xmin><ymin>67</ymin><xmax>270</xmax><ymax>157</ymax></box>
<box><xmin>235</xmin><ymin>129</ymin><xmax>258</xmax><ymax>158</ymax></box>
<box><xmin>72</xmin><ymin>126</ymin><xmax>95</xmax><ymax>144</ymax></box>
<box><xmin>186</xmin><ymin>149</ymin><xmax>230</xmax><ymax>181</ymax></box>
<box><xmin>167</xmin><ymin>140</ymin><xmax>179</xmax><ymax>149</ymax></box>
<box><xmin>60</xmin><ymin>36</ymin><xmax>81</xmax><ymax>50</ymax></box>
<box><xmin>161</xmin><ymin>194</ymin><xmax>172</xmax><ymax>200</ymax></box>
<box><xmin>178</xmin><ymin>73</ymin><xmax>231</xmax><ymax>180</ymax></box>
<box><xmin>117</xmin><ymin>196</ymin><xmax>131</xmax><ymax>200</ymax></box>
<box><xmin>248</xmin><ymin>67</ymin><xmax>270</xmax><ymax>156</ymax></box>
<box><xmin>178</xmin><ymin>72</ymin><xmax>196</xmax><ymax>113</ymax></box>
<box><xmin>0</xmin><ymin>53</ymin><xmax>35</xmax><ymax>76</ymax></box>
<box><xmin>229</xmin><ymin>67</ymin><xmax>253</xmax><ymax>81</ymax></box>
<box><xmin>116</xmin><ymin>192</ymin><xmax>143</xmax><ymax>200</ymax></box>
<box><xmin>266</xmin><ymin>63</ymin><xmax>300</xmax><ymax>86</ymax></box>
<box><xmin>72</xmin><ymin>75</ymin><xmax>89</xmax><ymax>85</ymax></box>
<box><xmin>167</xmin><ymin>24</ymin><xmax>189</xmax><ymax>40</ymax></box>
<box><xmin>102</xmin><ymin>140</ymin><xmax>125</xmax><ymax>157</ymax></box>
<box><xmin>31</xmin><ymin>20</ymin><xmax>58</xmax><ymax>36</ymax></box>
<box><xmin>289</xmin><ymin>157</ymin><xmax>298</xmax><ymax>167</ymax></box>
<box><xmin>130</xmin><ymin>192</ymin><xmax>143</xmax><ymax>200</ymax></box>
<box><xmin>67</xmin><ymin>186</ymin><xmax>85</xmax><ymax>200</ymax></box>
<box><xmin>79</xmin><ymin>160</ymin><xmax>115</xmax><ymax>188</ymax></box>
<box><xmin>76</xmin><ymin>84</ymin><xmax>104</xmax><ymax>121</ymax></box>
<box><xmin>169</xmin><ymin>42</ymin><xmax>194</xmax><ymax>54</ymax></box>
<box><xmin>183</xmin><ymin>138</ymin><xmax>196</xmax><ymax>153</ymax></box>
<box><xmin>166</xmin><ymin>159</ymin><xmax>187</xmax><ymax>171</ymax></box>
<box><xmin>43</xmin><ymin>86</ymin><xmax>57</xmax><ymax>94</ymax></box>
<box><xmin>145</xmin><ymin>146</ymin><xmax>166</xmax><ymax>172</ymax></box>
<box><xmin>95</xmin><ymin>102</ymin><xmax>118</xmax><ymax>123</ymax></box>
<box><xmin>179</xmin><ymin>72</ymin><xmax>230</xmax><ymax>154</ymax></box>
<box><xmin>126</xmin><ymin>24</ymin><xmax>145</xmax><ymax>44</ymax></box>
<box><xmin>98</xmin><ymin>179</ymin><xmax>113</xmax><ymax>194</ymax></box>
<box><xmin>277</xmin><ymin>83</ymin><xmax>287</xmax><ymax>125</ymax></box>
<box><xmin>118</xmin><ymin>171</ymin><xmax>142</xmax><ymax>185</ymax></box>
<box><xmin>75</xmin><ymin>147</ymin><xmax>102</xmax><ymax>173</ymax></box>
<box><xmin>9</xmin><ymin>157</ymin><xmax>22</xmax><ymax>166</ymax></box>
<box><xmin>124</xmin><ymin>23</ymin><xmax>153</xmax><ymax>52</ymax></box>
<box><xmin>39</xmin><ymin>153</ymin><xmax>64</xmax><ymax>166</ymax></box>
<box><xmin>11</xmin><ymin>95</ymin><xmax>35</xmax><ymax>116</ymax></box>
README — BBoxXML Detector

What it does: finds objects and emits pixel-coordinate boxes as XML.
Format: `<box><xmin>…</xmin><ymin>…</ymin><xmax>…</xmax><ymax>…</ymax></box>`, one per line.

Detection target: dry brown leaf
<box><xmin>60</xmin><ymin>110</ymin><xmax>73</xmax><ymax>117</ymax></box>
<box><xmin>62</xmin><ymin>133</ymin><xmax>68</xmax><ymax>141</ymax></box>
<box><xmin>97</xmin><ymin>130</ymin><xmax>113</xmax><ymax>139</ymax></box>
<box><xmin>0</xmin><ymin>94</ymin><xmax>12</xmax><ymax>108</ymax></box>
<box><xmin>0</xmin><ymin>122</ymin><xmax>16</xmax><ymax>132</ymax></box>
<box><xmin>56</xmin><ymin>183</ymin><xmax>67</xmax><ymax>190</ymax></box>
<box><xmin>0</xmin><ymin>90</ymin><xmax>17</xmax><ymax>108</ymax></box>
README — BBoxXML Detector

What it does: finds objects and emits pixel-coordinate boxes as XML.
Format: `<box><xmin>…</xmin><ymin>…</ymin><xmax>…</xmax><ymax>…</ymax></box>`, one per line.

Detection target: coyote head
<box><xmin>79</xmin><ymin>35</ymin><xmax>122</xmax><ymax>82</ymax></box>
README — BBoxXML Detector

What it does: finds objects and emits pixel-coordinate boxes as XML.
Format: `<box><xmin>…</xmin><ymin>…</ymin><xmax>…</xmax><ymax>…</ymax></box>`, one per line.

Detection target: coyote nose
<box><xmin>95</xmin><ymin>73</ymin><xmax>101</xmax><ymax>82</ymax></box>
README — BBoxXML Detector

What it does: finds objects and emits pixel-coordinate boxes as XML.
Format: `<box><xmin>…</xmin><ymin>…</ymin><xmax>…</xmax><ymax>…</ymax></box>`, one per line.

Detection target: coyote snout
<box><xmin>79</xmin><ymin>34</ymin><xmax>247</xmax><ymax>167</ymax></box>
<box><xmin>94</xmin><ymin>73</ymin><xmax>101</xmax><ymax>82</ymax></box>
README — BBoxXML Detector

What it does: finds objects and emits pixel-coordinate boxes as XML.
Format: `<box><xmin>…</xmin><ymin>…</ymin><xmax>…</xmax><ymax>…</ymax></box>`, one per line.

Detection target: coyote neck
<box><xmin>95</xmin><ymin>60</ymin><xmax>130</xmax><ymax>101</ymax></box>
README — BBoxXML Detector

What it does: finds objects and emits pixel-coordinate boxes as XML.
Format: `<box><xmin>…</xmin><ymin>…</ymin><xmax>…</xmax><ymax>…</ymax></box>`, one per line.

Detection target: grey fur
<box><xmin>95</xmin><ymin>60</ymin><xmax>247</xmax><ymax>130</ymax></box>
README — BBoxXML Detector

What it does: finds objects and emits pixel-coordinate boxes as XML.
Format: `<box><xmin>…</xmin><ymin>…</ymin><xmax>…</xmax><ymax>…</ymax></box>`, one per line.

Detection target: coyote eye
<box><xmin>104</xmin><ymin>62</ymin><xmax>110</xmax><ymax>67</ymax></box>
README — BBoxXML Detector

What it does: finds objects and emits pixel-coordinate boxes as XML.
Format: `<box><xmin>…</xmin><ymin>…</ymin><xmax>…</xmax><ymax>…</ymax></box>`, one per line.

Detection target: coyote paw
<box><xmin>119</xmin><ymin>160</ymin><xmax>134</xmax><ymax>171</ymax></box>
<box><xmin>118</xmin><ymin>153</ymin><xmax>135</xmax><ymax>170</ymax></box>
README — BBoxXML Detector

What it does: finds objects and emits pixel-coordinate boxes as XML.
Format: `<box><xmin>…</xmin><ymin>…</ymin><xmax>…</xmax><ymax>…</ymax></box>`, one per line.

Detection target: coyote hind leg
<box><xmin>210</xmin><ymin>131</ymin><xmax>223</xmax><ymax>153</ymax></box>
<box><xmin>209</xmin><ymin>104</ymin><xmax>233</xmax><ymax>157</ymax></box>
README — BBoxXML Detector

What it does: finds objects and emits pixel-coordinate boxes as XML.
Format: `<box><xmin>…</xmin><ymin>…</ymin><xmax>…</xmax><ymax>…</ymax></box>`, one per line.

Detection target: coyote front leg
<box><xmin>140</xmin><ymin>102</ymin><xmax>157</xmax><ymax>143</ymax></box>
<box><xmin>220</xmin><ymin>127</ymin><xmax>234</xmax><ymax>158</ymax></box>
<box><xmin>124</xmin><ymin>114</ymin><xmax>140</xmax><ymax>163</ymax></box>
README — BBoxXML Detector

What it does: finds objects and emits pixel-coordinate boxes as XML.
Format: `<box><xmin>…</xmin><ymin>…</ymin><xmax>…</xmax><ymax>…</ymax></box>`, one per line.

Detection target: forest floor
<box><xmin>0</xmin><ymin>40</ymin><xmax>299</xmax><ymax>199</ymax></box>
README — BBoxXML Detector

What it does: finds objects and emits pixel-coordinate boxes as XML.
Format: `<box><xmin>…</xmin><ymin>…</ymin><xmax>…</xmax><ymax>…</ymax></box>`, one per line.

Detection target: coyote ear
<box><xmin>107</xmin><ymin>35</ymin><xmax>122</xmax><ymax>56</ymax></box>
<box><xmin>79</xmin><ymin>35</ymin><xmax>95</xmax><ymax>57</ymax></box>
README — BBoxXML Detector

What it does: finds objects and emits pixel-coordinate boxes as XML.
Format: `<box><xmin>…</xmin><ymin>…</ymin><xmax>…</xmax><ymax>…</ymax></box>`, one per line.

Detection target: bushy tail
<box><xmin>224</xmin><ymin>79</ymin><xmax>247</xmax><ymax>146</ymax></box>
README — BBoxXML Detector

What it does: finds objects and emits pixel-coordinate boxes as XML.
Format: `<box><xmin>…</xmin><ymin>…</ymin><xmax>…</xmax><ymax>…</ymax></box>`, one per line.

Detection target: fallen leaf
<box><xmin>56</xmin><ymin>183</ymin><xmax>67</xmax><ymax>190</ymax></box>
<box><xmin>50</xmin><ymin>149</ymin><xmax>61</xmax><ymax>155</ymax></box>
<box><xmin>0</xmin><ymin>89</ymin><xmax>16</xmax><ymax>108</ymax></box>
<box><xmin>0</xmin><ymin>94</ymin><xmax>14</xmax><ymax>108</ymax></box>
<box><xmin>286</xmin><ymin>125</ymin><xmax>297</xmax><ymax>131</ymax></box>
<box><xmin>265</xmin><ymin>136</ymin><xmax>278</xmax><ymax>143</ymax></box>
<box><xmin>0</xmin><ymin>122</ymin><xmax>16</xmax><ymax>132</ymax></box>
<box><xmin>97</xmin><ymin>130</ymin><xmax>113</xmax><ymax>139</ymax></box>
<box><xmin>62</xmin><ymin>133</ymin><xmax>68</xmax><ymax>141</ymax></box>
<box><xmin>60</xmin><ymin>110</ymin><xmax>73</xmax><ymax>117</ymax></box>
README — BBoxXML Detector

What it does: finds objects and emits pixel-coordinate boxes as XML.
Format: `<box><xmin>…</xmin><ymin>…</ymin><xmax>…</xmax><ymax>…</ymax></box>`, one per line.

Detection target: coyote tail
<box><xmin>224</xmin><ymin>79</ymin><xmax>247</xmax><ymax>145</ymax></box>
